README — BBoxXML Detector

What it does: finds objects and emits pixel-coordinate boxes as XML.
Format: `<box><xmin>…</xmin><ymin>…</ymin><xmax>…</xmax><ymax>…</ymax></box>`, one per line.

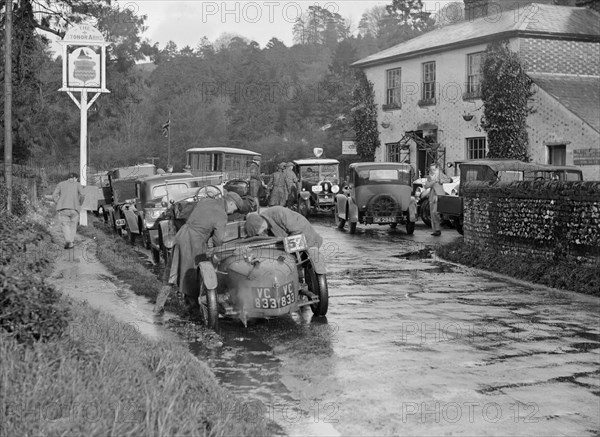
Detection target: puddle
<box><xmin>188</xmin><ymin>314</ymin><xmax>341</xmax><ymax>437</ymax></box>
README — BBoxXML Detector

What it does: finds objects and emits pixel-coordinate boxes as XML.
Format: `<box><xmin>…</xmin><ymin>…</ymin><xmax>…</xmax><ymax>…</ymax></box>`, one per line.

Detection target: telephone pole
<box><xmin>4</xmin><ymin>0</ymin><xmax>13</xmax><ymax>213</ymax></box>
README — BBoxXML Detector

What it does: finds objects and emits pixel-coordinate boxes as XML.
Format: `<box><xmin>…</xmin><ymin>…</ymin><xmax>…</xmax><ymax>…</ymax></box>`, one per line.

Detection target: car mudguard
<box><xmin>334</xmin><ymin>194</ymin><xmax>347</xmax><ymax>220</ymax></box>
<box><xmin>159</xmin><ymin>220</ymin><xmax>177</xmax><ymax>249</ymax></box>
<box><xmin>123</xmin><ymin>208</ymin><xmax>139</xmax><ymax>233</ymax></box>
<box><xmin>307</xmin><ymin>247</ymin><xmax>327</xmax><ymax>274</ymax></box>
<box><xmin>408</xmin><ymin>197</ymin><xmax>417</xmax><ymax>222</ymax></box>
<box><xmin>198</xmin><ymin>261</ymin><xmax>218</xmax><ymax>290</ymax></box>
<box><xmin>347</xmin><ymin>197</ymin><xmax>359</xmax><ymax>223</ymax></box>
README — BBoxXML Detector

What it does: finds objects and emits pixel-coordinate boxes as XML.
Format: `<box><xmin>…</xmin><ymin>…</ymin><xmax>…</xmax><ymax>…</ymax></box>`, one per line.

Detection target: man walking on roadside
<box><xmin>53</xmin><ymin>172</ymin><xmax>85</xmax><ymax>249</ymax></box>
<box><xmin>424</xmin><ymin>163</ymin><xmax>452</xmax><ymax>236</ymax></box>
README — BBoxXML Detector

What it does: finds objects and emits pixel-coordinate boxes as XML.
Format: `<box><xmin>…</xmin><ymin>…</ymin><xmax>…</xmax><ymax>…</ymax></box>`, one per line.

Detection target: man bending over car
<box><xmin>163</xmin><ymin>191</ymin><xmax>245</xmax><ymax>319</ymax></box>
<box><xmin>244</xmin><ymin>206</ymin><xmax>323</xmax><ymax>249</ymax></box>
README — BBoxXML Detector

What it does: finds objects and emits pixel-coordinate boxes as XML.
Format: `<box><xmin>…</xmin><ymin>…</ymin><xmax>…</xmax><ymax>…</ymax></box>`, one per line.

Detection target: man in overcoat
<box><xmin>167</xmin><ymin>191</ymin><xmax>244</xmax><ymax>318</ymax></box>
<box><xmin>267</xmin><ymin>163</ymin><xmax>288</xmax><ymax>207</ymax></box>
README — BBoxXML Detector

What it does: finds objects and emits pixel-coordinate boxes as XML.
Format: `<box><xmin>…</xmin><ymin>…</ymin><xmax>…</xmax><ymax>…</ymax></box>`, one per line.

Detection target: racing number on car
<box><xmin>253</xmin><ymin>283</ymin><xmax>294</xmax><ymax>309</ymax></box>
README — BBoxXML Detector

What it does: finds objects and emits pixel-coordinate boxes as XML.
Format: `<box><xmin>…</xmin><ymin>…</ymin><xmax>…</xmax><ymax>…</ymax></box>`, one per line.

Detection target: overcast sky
<box><xmin>47</xmin><ymin>1</ymin><xmax>455</xmax><ymax>55</ymax></box>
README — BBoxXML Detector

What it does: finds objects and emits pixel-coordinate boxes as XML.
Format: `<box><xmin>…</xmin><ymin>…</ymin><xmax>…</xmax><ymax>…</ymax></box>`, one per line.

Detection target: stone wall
<box><xmin>462</xmin><ymin>180</ymin><xmax>600</xmax><ymax>263</ymax></box>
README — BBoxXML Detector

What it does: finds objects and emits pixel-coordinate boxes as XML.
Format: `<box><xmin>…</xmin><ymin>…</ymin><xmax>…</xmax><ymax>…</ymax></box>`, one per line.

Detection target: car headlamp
<box><xmin>331</xmin><ymin>184</ymin><xmax>340</xmax><ymax>194</ymax></box>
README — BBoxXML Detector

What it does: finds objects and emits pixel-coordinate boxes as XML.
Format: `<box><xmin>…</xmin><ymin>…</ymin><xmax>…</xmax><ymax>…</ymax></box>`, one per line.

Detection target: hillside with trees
<box><xmin>1</xmin><ymin>0</ymin><xmax>436</xmax><ymax>170</ymax></box>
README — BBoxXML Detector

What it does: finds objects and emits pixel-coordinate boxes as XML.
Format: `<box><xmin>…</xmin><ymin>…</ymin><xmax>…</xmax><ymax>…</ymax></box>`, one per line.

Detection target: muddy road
<box><xmin>89</xmin><ymin>215</ymin><xmax>600</xmax><ymax>436</ymax></box>
<box><xmin>163</xmin><ymin>218</ymin><xmax>598</xmax><ymax>436</ymax></box>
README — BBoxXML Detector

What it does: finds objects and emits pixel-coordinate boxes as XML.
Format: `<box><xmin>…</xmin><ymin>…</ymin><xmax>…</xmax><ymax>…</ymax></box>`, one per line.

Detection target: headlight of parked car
<box><xmin>331</xmin><ymin>184</ymin><xmax>340</xmax><ymax>194</ymax></box>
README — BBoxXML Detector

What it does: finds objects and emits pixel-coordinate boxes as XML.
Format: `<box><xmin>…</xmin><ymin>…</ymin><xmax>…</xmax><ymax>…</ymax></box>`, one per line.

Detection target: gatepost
<box><xmin>59</xmin><ymin>24</ymin><xmax>110</xmax><ymax>225</ymax></box>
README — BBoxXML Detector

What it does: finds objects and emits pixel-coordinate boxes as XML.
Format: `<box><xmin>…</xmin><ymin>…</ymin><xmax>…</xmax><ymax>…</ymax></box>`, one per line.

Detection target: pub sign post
<box><xmin>59</xmin><ymin>24</ymin><xmax>110</xmax><ymax>225</ymax></box>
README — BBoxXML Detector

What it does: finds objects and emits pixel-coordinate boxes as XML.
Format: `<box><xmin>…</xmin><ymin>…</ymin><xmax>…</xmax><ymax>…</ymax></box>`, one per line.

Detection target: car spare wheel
<box><xmin>368</xmin><ymin>194</ymin><xmax>399</xmax><ymax>219</ymax></box>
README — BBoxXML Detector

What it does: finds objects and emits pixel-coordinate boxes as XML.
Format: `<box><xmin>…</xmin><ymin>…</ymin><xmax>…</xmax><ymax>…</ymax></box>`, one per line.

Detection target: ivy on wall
<box><xmin>351</xmin><ymin>71</ymin><xmax>380</xmax><ymax>162</ymax></box>
<box><xmin>480</xmin><ymin>41</ymin><xmax>535</xmax><ymax>161</ymax></box>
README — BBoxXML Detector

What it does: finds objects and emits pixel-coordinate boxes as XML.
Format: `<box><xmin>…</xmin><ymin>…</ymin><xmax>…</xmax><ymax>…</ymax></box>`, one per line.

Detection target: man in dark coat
<box><xmin>167</xmin><ymin>191</ymin><xmax>244</xmax><ymax>318</ymax></box>
<box><xmin>244</xmin><ymin>206</ymin><xmax>323</xmax><ymax>248</ymax></box>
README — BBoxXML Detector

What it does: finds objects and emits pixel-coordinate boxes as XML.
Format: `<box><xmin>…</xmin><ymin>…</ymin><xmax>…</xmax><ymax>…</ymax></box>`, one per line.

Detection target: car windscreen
<box><xmin>319</xmin><ymin>164</ymin><xmax>339</xmax><ymax>181</ymax></box>
<box><xmin>356</xmin><ymin>168</ymin><xmax>412</xmax><ymax>185</ymax></box>
<box><xmin>152</xmin><ymin>183</ymin><xmax>194</xmax><ymax>199</ymax></box>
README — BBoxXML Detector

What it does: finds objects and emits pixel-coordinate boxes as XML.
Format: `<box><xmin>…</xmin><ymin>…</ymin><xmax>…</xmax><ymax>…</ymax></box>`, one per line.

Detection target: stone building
<box><xmin>352</xmin><ymin>1</ymin><xmax>600</xmax><ymax>180</ymax></box>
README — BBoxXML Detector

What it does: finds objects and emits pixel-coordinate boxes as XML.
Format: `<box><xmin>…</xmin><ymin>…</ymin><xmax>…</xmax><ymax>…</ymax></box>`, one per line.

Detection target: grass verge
<box><xmin>77</xmin><ymin>219</ymin><xmax>184</xmax><ymax>315</ymax></box>
<box><xmin>2</xmin><ymin>209</ymin><xmax>270</xmax><ymax>436</ymax></box>
<box><xmin>0</xmin><ymin>300</ymin><xmax>269</xmax><ymax>436</ymax></box>
<box><xmin>435</xmin><ymin>240</ymin><xmax>600</xmax><ymax>297</ymax></box>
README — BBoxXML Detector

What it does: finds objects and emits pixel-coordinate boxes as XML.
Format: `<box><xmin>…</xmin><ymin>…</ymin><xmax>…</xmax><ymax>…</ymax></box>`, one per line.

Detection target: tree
<box><xmin>480</xmin><ymin>41</ymin><xmax>535</xmax><ymax>161</ymax></box>
<box><xmin>351</xmin><ymin>71</ymin><xmax>380</xmax><ymax>161</ymax></box>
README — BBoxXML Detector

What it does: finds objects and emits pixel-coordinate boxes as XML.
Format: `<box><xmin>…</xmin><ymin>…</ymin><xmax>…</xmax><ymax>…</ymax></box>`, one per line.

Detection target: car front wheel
<box><xmin>298</xmin><ymin>199</ymin><xmax>310</xmax><ymax>218</ymax></box>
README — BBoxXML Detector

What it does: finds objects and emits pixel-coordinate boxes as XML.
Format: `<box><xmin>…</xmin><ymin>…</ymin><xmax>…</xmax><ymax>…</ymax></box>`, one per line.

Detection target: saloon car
<box><xmin>292</xmin><ymin>158</ymin><xmax>340</xmax><ymax>217</ymax></box>
<box><xmin>437</xmin><ymin>160</ymin><xmax>584</xmax><ymax>235</ymax></box>
<box><xmin>335</xmin><ymin>162</ymin><xmax>417</xmax><ymax>234</ymax></box>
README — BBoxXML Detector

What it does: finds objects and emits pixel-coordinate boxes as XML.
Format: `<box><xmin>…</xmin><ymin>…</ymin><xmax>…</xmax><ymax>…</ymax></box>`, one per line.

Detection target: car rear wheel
<box><xmin>305</xmin><ymin>263</ymin><xmax>328</xmax><ymax>316</ymax></box>
<box><xmin>453</xmin><ymin>215</ymin><xmax>464</xmax><ymax>235</ymax></box>
<box><xmin>390</xmin><ymin>222</ymin><xmax>398</xmax><ymax>229</ymax></box>
<box><xmin>420</xmin><ymin>198</ymin><xmax>432</xmax><ymax>227</ymax></box>
<box><xmin>205</xmin><ymin>287</ymin><xmax>219</xmax><ymax>330</ymax></box>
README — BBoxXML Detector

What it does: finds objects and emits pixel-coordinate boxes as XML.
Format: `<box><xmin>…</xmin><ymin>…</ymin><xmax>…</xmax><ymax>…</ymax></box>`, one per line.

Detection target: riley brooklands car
<box><xmin>292</xmin><ymin>158</ymin><xmax>340</xmax><ymax>217</ymax></box>
<box><xmin>200</xmin><ymin>232</ymin><xmax>328</xmax><ymax>329</ymax></box>
<box><xmin>335</xmin><ymin>162</ymin><xmax>417</xmax><ymax>234</ymax></box>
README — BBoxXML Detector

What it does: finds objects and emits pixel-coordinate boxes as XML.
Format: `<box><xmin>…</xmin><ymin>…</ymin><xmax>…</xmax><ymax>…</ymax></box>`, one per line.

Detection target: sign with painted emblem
<box><xmin>59</xmin><ymin>25</ymin><xmax>109</xmax><ymax>92</ymax></box>
<box><xmin>342</xmin><ymin>140</ymin><xmax>357</xmax><ymax>155</ymax></box>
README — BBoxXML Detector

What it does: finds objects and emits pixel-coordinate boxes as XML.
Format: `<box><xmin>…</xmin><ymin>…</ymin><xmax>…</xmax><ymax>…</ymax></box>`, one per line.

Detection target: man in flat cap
<box><xmin>245</xmin><ymin>206</ymin><xmax>323</xmax><ymax>249</ymax></box>
<box><xmin>165</xmin><ymin>190</ymin><xmax>243</xmax><ymax>319</ymax></box>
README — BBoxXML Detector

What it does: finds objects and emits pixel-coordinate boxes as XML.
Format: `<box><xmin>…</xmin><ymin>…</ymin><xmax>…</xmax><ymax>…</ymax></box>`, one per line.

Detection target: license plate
<box><xmin>373</xmin><ymin>216</ymin><xmax>393</xmax><ymax>223</ymax></box>
<box><xmin>115</xmin><ymin>219</ymin><xmax>126</xmax><ymax>226</ymax></box>
<box><xmin>253</xmin><ymin>282</ymin><xmax>295</xmax><ymax>309</ymax></box>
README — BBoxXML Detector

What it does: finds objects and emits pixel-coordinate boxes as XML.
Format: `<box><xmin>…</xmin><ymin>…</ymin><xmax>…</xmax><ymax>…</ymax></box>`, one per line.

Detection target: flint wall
<box><xmin>462</xmin><ymin>181</ymin><xmax>600</xmax><ymax>264</ymax></box>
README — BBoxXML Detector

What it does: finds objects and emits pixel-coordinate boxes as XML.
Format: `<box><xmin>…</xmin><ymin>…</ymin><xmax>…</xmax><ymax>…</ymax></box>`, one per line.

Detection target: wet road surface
<box><xmin>186</xmin><ymin>218</ymin><xmax>600</xmax><ymax>436</ymax></box>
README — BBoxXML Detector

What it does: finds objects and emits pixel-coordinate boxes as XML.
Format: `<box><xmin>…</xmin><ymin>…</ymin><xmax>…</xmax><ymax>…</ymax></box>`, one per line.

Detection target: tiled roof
<box><xmin>353</xmin><ymin>3</ymin><xmax>600</xmax><ymax>67</ymax></box>
<box><xmin>531</xmin><ymin>74</ymin><xmax>600</xmax><ymax>132</ymax></box>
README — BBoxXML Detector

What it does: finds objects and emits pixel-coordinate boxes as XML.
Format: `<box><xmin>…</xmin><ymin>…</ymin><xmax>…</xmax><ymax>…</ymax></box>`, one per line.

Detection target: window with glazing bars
<box><xmin>467</xmin><ymin>52</ymin><xmax>484</xmax><ymax>95</ymax></box>
<box><xmin>386</xmin><ymin>68</ymin><xmax>402</xmax><ymax>106</ymax></box>
<box><xmin>422</xmin><ymin>62</ymin><xmax>436</xmax><ymax>101</ymax></box>
<box><xmin>467</xmin><ymin>137</ymin><xmax>487</xmax><ymax>159</ymax></box>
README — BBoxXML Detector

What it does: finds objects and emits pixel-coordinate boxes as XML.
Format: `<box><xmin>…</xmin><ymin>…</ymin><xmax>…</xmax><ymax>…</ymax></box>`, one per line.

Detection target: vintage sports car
<box><xmin>335</xmin><ymin>162</ymin><xmax>417</xmax><ymax>234</ymax></box>
<box><xmin>198</xmin><ymin>232</ymin><xmax>328</xmax><ymax>329</ymax></box>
